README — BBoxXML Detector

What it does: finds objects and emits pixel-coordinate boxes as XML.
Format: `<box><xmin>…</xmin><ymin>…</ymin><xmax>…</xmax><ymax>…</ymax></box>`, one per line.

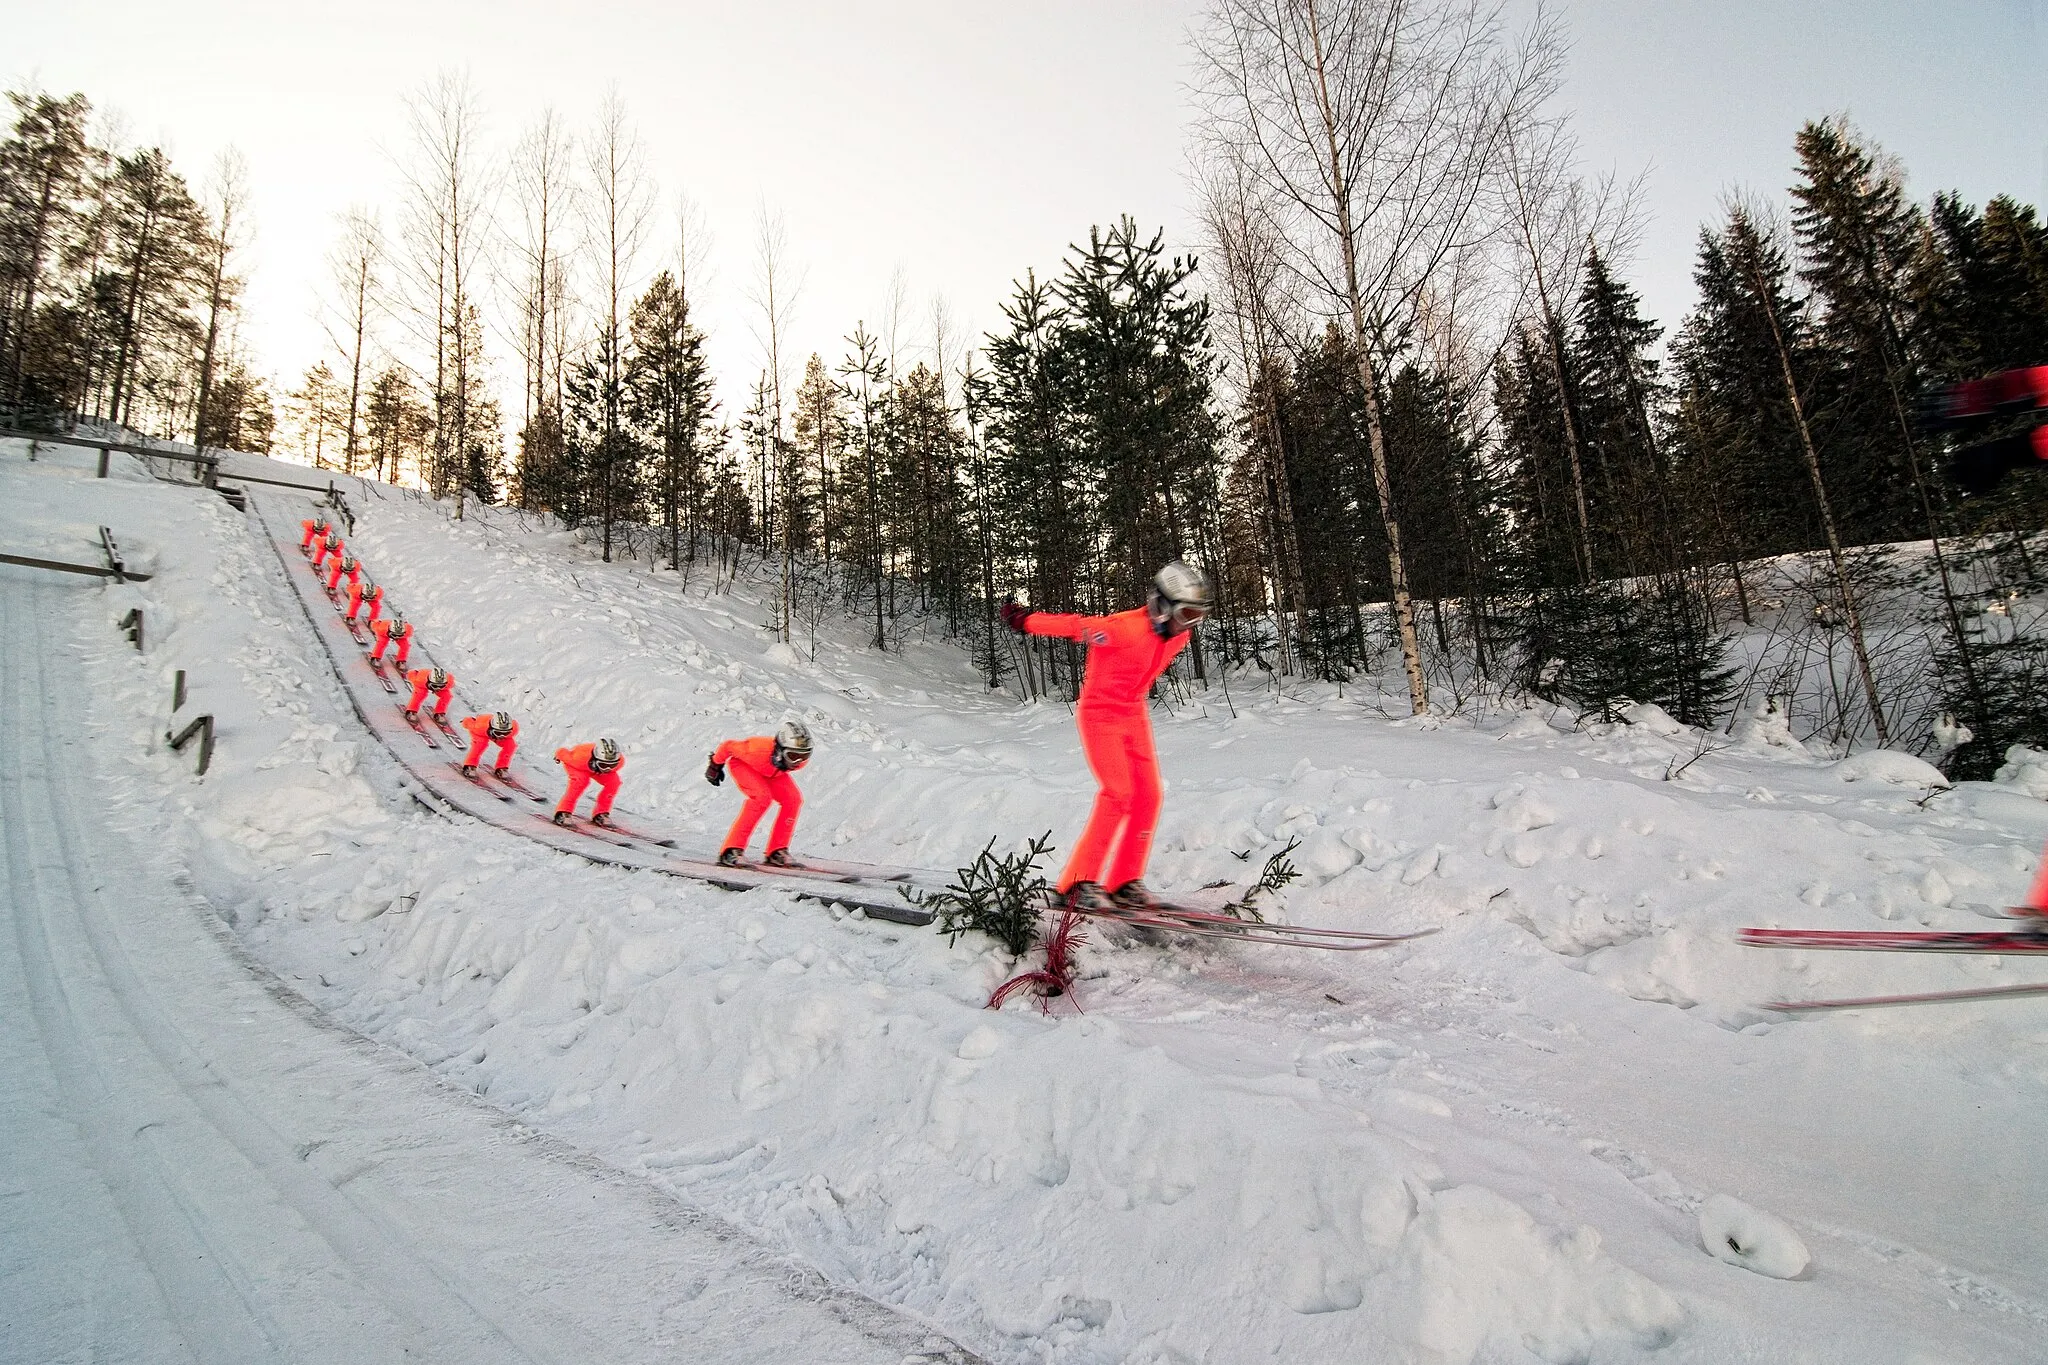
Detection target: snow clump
<box><xmin>1993</xmin><ymin>744</ymin><xmax>2048</xmax><ymax>800</ymax></box>
<box><xmin>1697</xmin><ymin>1194</ymin><xmax>1810</xmax><ymax>1280</ymax></box>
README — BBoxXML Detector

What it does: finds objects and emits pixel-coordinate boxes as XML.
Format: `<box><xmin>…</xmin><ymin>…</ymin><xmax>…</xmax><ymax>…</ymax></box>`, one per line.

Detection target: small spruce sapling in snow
<box><xmin>1225</xmin><ymin>837</ymin><xmax>1301</xmax><ymax>923</ymax></box>
<box><xmin>905</xmin><ymin>832</ymin><xmax>1058</xmax><ymax>958</ymax></box>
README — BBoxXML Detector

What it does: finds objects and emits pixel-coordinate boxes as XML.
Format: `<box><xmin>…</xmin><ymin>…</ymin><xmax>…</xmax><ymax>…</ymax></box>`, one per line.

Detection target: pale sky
<box><xmin>12</xmin><ymin>1</ymin><xmax>2045</xmax><ymax>436</ymax></box>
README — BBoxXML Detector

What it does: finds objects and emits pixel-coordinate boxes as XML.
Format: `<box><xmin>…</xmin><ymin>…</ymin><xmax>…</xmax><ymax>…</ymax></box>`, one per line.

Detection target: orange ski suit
<box><xmin>312</xmin><ymin>534</ymin><xmax>344</xmax><ymax>572</ymax></box>
<box><xmin>404</xmin><ymin>668</ymin><xmax>454</xmax><ymax>716</ymax></box>
<box><xmin>1023</xmin><ymin>607</ymin><xmax>1189</xmax><ymax>892</ymax></box>
<box><xmin>713</xmin><ymin>736</ymin><xmax>802</xmax><ymax>855</ymax></box>
<box><xmin>370</xmin><ymin>617</ymin><xmax>413</xmax><ymax>666</ymax></box>
<box><xmin>555</xmin><ymin>743</ymin><xmax>624</xmax><ymax>817</ymax></box>
<box><xmin>300</xmin><ymin>518</ymin><xmax>330</xmax><ymax>551</ymax></box>
<box><xmin>460</xmin><ymin>714</ymin><xmax>519</xmax><ymax>768</ymax></box>
<box><xmin>325</xmin><ymin>554</ymin><xmax>360</xmax><ymax>594</ymax></box>
<box><xmin>347</xmin><ymin>580</ymin><xmax>383</xmax><ymax>623</ymax></box>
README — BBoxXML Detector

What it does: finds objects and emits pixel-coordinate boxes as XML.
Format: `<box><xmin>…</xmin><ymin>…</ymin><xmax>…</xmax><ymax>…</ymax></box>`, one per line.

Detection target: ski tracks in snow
<box><xmin>0</xmin><ymin>565</ymin><xmax>974</xmax><ymax>1365</ymax></box>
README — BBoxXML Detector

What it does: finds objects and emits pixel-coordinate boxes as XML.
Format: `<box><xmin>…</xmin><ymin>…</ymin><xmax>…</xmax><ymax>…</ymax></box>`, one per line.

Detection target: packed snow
<box><xmin>7</xmin><ymin>436</ymin><xmax>2048</xmax><ymax>1363</ymax></box>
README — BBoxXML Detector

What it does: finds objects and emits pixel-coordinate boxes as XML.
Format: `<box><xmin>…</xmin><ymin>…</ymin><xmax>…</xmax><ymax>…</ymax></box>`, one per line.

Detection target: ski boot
<box><xmin>461</xmin><ymin>764</ymin><xmax>478</xmax><ymax>777</ymax></box>
<box><xmin>716</xmin><ymin>848</ymin><xmax>745</xmax><ymax>868</ymax></box>
<box><xmin>1108</xmin><ymin>880</ymin><xmax>1158</xmax><ymax>914</ymax></box>
<box><xmin>552</xmin><ymin>810</ymin><xmax>572</xmax><ymax>826</ymax></box>
<box><xmin>404</xmin><ymin>708</ymin><xmax>420</xmax><ymax>722</ymax></box>
<box><xmin>763</xmin><ymin>848</ymin><xmax>801</xmax><ymax>869</ymax></box>
<box><xmin>591</xmin><ymin>812</ymin><xmax>613</xmax><ymax>828</ymax></box>
<box><xmin>1059</xmin><ymin>881</ymin><xmax>1113</xmax><ymax>913</ymax></box>
<box><xmin>492</xmin><ymin>767</ymin><xmax>511</xmax><ymax>780</ymax></box>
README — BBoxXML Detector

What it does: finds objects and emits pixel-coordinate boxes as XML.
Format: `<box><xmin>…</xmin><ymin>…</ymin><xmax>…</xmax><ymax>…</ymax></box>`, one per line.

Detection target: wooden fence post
<box><xmin>166</xmin><ymin>713</ymin><xmax>214</xmax><ymax>776</ymax></box>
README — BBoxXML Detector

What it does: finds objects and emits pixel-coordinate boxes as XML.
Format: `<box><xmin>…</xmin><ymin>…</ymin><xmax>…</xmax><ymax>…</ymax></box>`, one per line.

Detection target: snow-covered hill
<box><xmin>10</xmin><ymin>438</ymin><xmax>2048</xmax><ymax>1364</ymax></box>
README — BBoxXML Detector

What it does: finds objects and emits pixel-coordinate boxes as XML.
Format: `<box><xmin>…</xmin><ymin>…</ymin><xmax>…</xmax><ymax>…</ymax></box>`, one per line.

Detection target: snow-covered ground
<box><xmin>7</xmin><ymin>437</ymin><xmax>2048</xmax><ymax>1363</ymax></box>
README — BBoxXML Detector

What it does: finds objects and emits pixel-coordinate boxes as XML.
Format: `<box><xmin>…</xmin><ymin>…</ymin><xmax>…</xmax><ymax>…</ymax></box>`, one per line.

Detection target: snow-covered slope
<box><xmin>13</xmin><ymin>440</ymin><xmax>2048</xmax><ymax>1363</ymax></box>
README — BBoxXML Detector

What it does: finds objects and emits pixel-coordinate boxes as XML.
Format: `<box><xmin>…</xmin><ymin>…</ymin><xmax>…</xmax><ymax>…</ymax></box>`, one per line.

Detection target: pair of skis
<box><xmin>1740</xmin><ymin>921</ymin><xmax>2048</xmax><ymax>1011</ymax></box>
<box><xmin>1069</xmin><ymin>898</ymin><xmax>1438</xmax><ymax>953</ymax></box>
<box><xmin>399</xmin><ymin>704</ymin><xmax>461</xmax><ymax>749</ymax></box>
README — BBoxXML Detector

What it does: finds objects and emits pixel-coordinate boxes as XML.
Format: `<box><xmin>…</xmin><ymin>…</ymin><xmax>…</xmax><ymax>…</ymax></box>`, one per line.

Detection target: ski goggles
<box><xmin>1162</xmin><ymin>598</ymin><xmax>1210</xmax><ymax>628</ymax></box>
<box><xmin>775</xmin><ymin>747</ymin><xmax>811</xmax><ymax>770</ymax></box>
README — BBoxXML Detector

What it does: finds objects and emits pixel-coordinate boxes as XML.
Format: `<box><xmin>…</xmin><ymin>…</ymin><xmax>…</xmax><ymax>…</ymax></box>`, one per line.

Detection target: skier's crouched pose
<box><xmin>554</xmin><ymin>738</ymin><xmax>624</xmax><ymax>826</ymax></box>
<box><xmin>404</xmin><ymin>666</ymin><xmax>454</xmax><ymax>720</ymax></box>
<box><xmin>706</xmin><ymin>720</ymin><xmax>812</xmax><ymax>867</ymax></box>
<box><xmin>460</xmin><ymin>712</ymin><xmax>518</xmax><ymax>778</ymax></box>
<box><xmin>1001</xmin><ymin>560</ymin><xmax>1212</xmax><ymax>915</ymax></box>
<box><xmin>370</xmin><ymin>614</ymin><xmax>413</xmax><ymax>666</ymax></box>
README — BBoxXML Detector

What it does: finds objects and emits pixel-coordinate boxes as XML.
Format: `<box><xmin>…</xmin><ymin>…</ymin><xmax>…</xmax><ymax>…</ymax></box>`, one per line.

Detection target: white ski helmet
<box><xmin>428</xmin><ymin>667</ymin><xmax>449</xmax><ymax>691</ymax></box>
<box><xmin>1146</xmin><ymin>559</ymin><xmax>1213</xmax><ymax>634</ymax></box>
<box><xmin>591</xmin><ymin>737</ymin><xmax>622</xmax><ymax>771</ymax></box>
<box><xmin>340</xmin><ymin>554</ymin><xmax>358</xmax><ymax>572</ymax></box>
<box><xmin>488</xmin><ymin>711</ymin><xmax>515</xmax><ymax>738</ymax></box>
<box><xmin>774</xmin><ymin>719</ymin><xmax>813</xmax><ymax>768</ymax></box>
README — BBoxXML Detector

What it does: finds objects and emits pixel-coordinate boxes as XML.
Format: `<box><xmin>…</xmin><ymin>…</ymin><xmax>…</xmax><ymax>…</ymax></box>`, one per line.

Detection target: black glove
<box><xmin>999</xmin><ymin>599</ymin><xmax>1032</xmax><ymax>635</ymax></box>
<box><xmin>705</xmin><ymin>754</ymin><xmax>726</xmax><ymax>786</ymax></box>
<box><xmin>1949</xmin><ymin>430</ymin><xmax>2044</xmax><ymax>496</ymax></box>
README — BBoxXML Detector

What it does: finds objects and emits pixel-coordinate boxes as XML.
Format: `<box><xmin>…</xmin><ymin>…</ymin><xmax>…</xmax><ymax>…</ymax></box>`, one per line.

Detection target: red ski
<box><xmin>1738</xmin><ymin>926</ymin><xmax>2048</xmax><ymax>955</ymax></box>
<box><xmin>1068</xmin><ymin>904</ymin><xmax>1435</xmax><ymax>953</ymax></box>
<box><xmin>1768</xmin><ymin>982</ymin><xmax>2048</xmax><ymax>1013</ymax></box>
<box><xmin>580</xmin><ymin>816</ymin><xmax>677</xmax><ymax>848</ymax></box>
<box><xmin>453</xmin><ymin>762</ymin><xmax>515</xmax><ymax>803</ymax></box>
<box><xmin>1146</xmin><ymin>898</ymin><xmax>1439</xmax><ymax>942</ymax></box>
<box><xmin>399</xmin><ymin>706</ymin><xmax>441</xmax><ymax>748</ymax></box>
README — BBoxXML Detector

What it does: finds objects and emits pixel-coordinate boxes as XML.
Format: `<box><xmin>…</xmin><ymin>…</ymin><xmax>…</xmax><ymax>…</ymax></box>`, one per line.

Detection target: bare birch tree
<box><xmin>399</xmin><ymin>72</ymin><xmax>494</xmax><ymax>516</ymax></box>
<box><xmin>1194</xmin><ymin>0</ymin><xmax>1557</xmax><ymax>713</ymax></box>
<box><xmin>192</xmin><ymin>148</ymin><xmax>249</xmax><ymax>454</ymax></box>
<box><xmin>747</xmin><ymin>206</ymin><xmax>801</xmax><ymax>641</ymax></box>
<box><xmin>582</xmin><ymin>91</ymin><xmax>654</xmax><ymax>559</ymax></box>
<box><xmin>1495</xmin><ymin>98</ymin><xmax>1643</xmax><ymax>582</ymax></box>
<box><xmin>1199</xmin><ymin>154</ymin><xmax>1309</xmax><ymax>677</ymax></box>
<box><xmin>322</xmin><ymin>207</ymin><xmax>383</xmax><ymax>476</ymax></box>
<box><xmin>506</xmin><ymin>109</ymin><xmax>576</xmax><ymax>433</ymax></box>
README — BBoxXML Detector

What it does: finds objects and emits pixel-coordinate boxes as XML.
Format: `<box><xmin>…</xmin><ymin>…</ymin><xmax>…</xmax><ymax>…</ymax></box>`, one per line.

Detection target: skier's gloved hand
<box><xmin>705</xmin><ymin>754</ymin><xmax>726</xmax><ymax>786</ymax></box>
<box><xmin>999</xmin><ymin>599</ymin><xmax>1031</xmax><ymax>635</ymax></box>
<box><xmin>1949</xmin><ymin>429</ymin><xmax>2047</xmax><ymax>496</ymax></box>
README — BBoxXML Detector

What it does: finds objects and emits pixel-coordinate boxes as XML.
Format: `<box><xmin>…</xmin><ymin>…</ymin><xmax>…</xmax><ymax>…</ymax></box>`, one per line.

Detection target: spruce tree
<box><xmin>628</xmin><ymin>270</ymin><xmax>720</xmax><ymax>570</ymax></box>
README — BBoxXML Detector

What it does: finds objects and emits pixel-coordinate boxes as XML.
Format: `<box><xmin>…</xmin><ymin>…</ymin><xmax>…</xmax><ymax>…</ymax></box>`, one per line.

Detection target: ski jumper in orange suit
<box><xmin>325</xmin><ymin>554</ymin><xmax>360</xmax><ymax>594</ymax></box>
<box><xmin>555</xmin><ymin>743</ymin><xmax>624</xmax><ymax>818</ymax></box>
<box><xmin>347</xmin><ymin>579</ymin><xmax>383</xmax><ymax>623</ymax></box>
<box><xmin>713</xmin><ymin>736</ymin><xmax>803</xmax><ymax>856</ymax></box>
<box><xmin>404</xmin><ymin>668</ymin><xmax>454</xmax><ymax>716</ymax></box>
<box><xmin>1021</xmin><ymin>608</ymin><xmax>1189</xmax><ymax>892</ymax></box>
<box><xmin>460</xmin><ymin>715</ymin><xmax>518</xmax><ymax>769</ymax></box>
<box><xmin>370</xmin><ymin>617</ymin><xmax>413</xmax><ymax>666</ymax></box>
<box><xmin>300</xmin><ymin>518</ymin><xmax>330</xmax><ymax>552</ymax></box>
<box><xmin>312</xmin><ymin>533</ymin><xmax>344</xmax><ymax>573</ymax></box>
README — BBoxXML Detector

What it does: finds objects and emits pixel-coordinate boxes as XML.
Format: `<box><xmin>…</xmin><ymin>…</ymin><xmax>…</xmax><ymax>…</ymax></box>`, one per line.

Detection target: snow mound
<box><xmin>1830</xmin><ymin>749</ymin><xmax>1948</xmax><ymax>788</ymax></box>
<box><xmin>1730</xmin><ymin>697</ymin><xmax>1809</xmax><ymax>755</ymax></box>
<box><xmin>1621</xmin><ymin>702</ymin><xmax>1685</xmax><ymax>736</ymax></box>
<box><xmin>1993</xmin><ymin>744</ymin><xmax>2048</xmax><ymax>800</ymax></box>
<box><xmin>1697</xmin><ymin>1194</ymin><xmax>1809</xmax><ymax>1280</ymax></box>
<box><xmin>1398</xmin><ymin>1187</ymin><xmax>1685</xmax><ymax>1362</ymax></box>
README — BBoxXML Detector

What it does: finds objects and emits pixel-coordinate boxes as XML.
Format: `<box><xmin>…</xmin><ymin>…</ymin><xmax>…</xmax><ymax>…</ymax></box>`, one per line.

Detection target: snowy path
<box><xmin>0</xmin><ymin>563</ymin><xmax>972</xmax><ymax>1365</ymax></box>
